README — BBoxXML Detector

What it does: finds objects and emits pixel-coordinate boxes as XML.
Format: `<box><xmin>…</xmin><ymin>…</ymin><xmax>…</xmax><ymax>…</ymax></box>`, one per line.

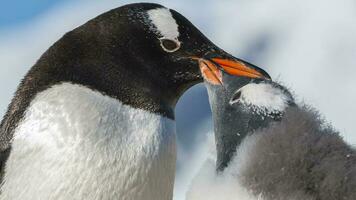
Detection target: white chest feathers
<box><xmin>1</xmin><ymin>83</ymin><xmax>176</xmax><ymax>200</ymax></box>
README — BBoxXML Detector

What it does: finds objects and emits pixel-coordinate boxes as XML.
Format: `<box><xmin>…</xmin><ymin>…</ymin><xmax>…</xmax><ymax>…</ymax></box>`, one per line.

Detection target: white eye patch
<box><xmin>230</xmin><ymin>83</ymin><xmax>292</xmax><ymax>113</ymax></box>
<box><xmin>147</xmin><ymin>8</ymin><xmax>181</xmax><ymax>52</ymax></box>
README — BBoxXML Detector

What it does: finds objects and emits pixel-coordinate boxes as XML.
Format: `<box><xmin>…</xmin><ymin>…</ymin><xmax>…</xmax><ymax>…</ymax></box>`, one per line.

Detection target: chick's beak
<box><xmin>192</xmin><ymin>55</ymin><xmax>271</xmax><ymax>85</ymax></box>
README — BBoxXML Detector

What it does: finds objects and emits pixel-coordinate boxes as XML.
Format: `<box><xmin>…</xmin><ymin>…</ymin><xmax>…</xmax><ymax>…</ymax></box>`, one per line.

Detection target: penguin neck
<box><xmin>48</xmin><ymin>28</ymin><xmax>190</xmax><ymax>116</ymax></box>
<box><xmin>215</xmin><ymin>104</ymin><xmax>295</xmax><ymax>172</ymax></box>
<box><xmin>15</xmin><ymin>48</ymin><xmax>182</xmax><ymax>117</ymax></box>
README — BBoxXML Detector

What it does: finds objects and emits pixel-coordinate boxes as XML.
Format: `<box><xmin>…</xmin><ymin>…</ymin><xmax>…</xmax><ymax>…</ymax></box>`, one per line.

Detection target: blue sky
<box><xmin>0</xmin><ymin>0</ymin><xmax>69</xmax><ymax>28</ymax></box>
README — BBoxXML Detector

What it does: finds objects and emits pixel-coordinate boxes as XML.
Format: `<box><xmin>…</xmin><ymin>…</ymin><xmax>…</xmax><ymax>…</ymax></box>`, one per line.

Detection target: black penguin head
<box><xmin>97</xmin><ymin>3</ymin><xmax>271</xmax><ymax>91</ymax></box>
<box><xmin>125</xmin><ymin>4</ymin><xmax>271</xmax><ymax>81</ymax></box>
<box><xmin>76</xmin><ymin>3</ymin><xmax>270</xmax><ymax>93</ymax></box>
<box><xmin>229</xmin><ymin>79</ymin><xmax>295</xmax><ymax>120</ymax></box>
<box><xmin>14</xmin><ymin>3</ymin><xmax>271</xmax><ymax>120</ymax></box>
<box><xmin>228</xmin><ymin>80</ymin><xmax>295</xmax><ymax>138</ymax></box>
<box><xmin>205</xmin><ymin>72</ymin><xmax>294</xmax><ymax>171</ymax></box>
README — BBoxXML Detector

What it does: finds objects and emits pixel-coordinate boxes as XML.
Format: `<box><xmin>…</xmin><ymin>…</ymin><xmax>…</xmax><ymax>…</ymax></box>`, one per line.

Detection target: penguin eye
<box><xmin>230</xmin><ymin>91</ymin><xmax>242</xmax><ymax>105</ymax></box>
<box><xmin>160</xmin><ymin>39</ymin><xmax>180</xmax><ymax>52</ymax></box>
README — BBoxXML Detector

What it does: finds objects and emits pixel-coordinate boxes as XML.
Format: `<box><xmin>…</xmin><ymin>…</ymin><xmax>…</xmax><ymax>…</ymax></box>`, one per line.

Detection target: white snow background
<box><xmin>1</xmin><ymin>1</ymin><xmax>356</xmax><ymax>199</ymax></box>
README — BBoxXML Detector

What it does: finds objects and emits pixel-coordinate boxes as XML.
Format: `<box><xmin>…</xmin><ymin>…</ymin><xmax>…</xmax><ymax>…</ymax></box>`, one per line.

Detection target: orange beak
<box><xmin>193</xmin><ymin>56</ymin><xmax>271</xmax><ymax>85</ymax></box>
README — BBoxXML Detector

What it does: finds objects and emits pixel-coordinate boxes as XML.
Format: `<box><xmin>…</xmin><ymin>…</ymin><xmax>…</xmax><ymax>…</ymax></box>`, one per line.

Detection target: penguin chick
<box><xmin>189</xmin><ymin>78</ymin><xmax>356</xmax><ymax>200</ymax></box>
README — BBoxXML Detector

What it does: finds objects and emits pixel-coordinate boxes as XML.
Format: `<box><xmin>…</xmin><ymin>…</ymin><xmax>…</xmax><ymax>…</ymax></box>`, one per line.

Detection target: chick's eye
<box><xmin>160</xmin><ymin>39</ymin><xmax>180</xmax><ymax>52</ymax></box>
<box><xmin>230</xmin><ymin>91</ymin><xmax>242</xmax><ymax>105</ymax></box>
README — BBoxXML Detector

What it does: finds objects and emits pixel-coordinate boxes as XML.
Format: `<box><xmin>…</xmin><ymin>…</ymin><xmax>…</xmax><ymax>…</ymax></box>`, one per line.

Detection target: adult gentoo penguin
<box><xmin>0</xmin><ymin>3</ymin><xmax>270</xmax><ymax>200</ymax></box>
<box><xmin>189</xmin><ymin>75</ymin><xmax>356</xmax><ymax>200</ymax></box>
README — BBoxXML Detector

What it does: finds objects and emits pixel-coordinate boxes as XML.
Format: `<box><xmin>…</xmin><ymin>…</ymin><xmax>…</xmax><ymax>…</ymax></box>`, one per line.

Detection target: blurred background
<box><xmin>1</xmin><ymin>0</ymin><xmax>356</xmax><ymax>199</ymax></box>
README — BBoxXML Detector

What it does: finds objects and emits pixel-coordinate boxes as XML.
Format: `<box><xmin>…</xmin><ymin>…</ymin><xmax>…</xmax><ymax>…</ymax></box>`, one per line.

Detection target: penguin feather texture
<box><xmin>189</xmin><ymin>81</ymin><xmax>356</xmax><ymax>200</ymax></box>
<box><xmin>238</xmin><ymin>106</ymin><xmax>356</xmax><ymax>200</ymax></box>
<box><xmin>188</xmin><ymin>106</ymin><xmax>356</xmax><ymax>200</ymax></box>
<box><xmin>1</xmin><ymin>83</ymin><xmax>176</xmax><ymax>200</ymax></box>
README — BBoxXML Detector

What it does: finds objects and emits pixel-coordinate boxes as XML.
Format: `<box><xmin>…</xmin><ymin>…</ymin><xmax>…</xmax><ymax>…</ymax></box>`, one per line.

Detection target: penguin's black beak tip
<box><xmin>234</xmin><ymin>58</ymin><xmax>272</xmax><ymax>80</ymax></box>
<box><xmin>189</xmin><ymin>54</ymin><xmax>271</xmax><ymax>85</ymax></box>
